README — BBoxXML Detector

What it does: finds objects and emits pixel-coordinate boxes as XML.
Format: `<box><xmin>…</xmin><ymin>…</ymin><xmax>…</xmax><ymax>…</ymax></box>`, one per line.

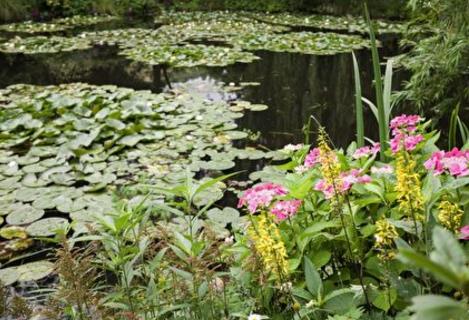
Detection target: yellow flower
<box><xmin>395</xmin><ymin>151</ymin><xmax>424</xmax><ymax>222</ymax></box>
<box><xmin>248</xmin><ymin>212</ymin><xmax>289</xmax><ymax>281</ymax></box>
<box><xmin>374</xmin><ymin>218</ymin><xmax>398</xmax><ymax>261</ymax></box>
<box><xmin>438</xmin><ymin>200</ymin><xmax>463</xmax><ymax>232</ymax></box>
<box><xmin>317</xmin><ymin>128</ymin><xmax>342</xmax><ymax>207</ymax></box>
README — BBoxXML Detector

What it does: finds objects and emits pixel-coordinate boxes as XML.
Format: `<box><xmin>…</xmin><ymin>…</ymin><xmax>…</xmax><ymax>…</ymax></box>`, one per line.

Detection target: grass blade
<box><xmin>383</xmin><ymin>58</ymin><xmax>393</xmax><ymax>125</ymax></box>
<box><xmin>448</xmin><ymin>104</ymin><xmax>459</xmax><ymax>149</ymax></box>
<box><xmin>362</xmin><ymin>96</ymin><xmax>378</xmax><ymax>122</ymax></box>
<box><xmin>365</xmin><ymin>3</ymin><xmax>387</xmax><ymax>159</ymax></box>
<box><xmin>352</xmin><ymin>51</ymin><xmax>365</xmax><ymax>147</ymax></box>
<box><xmin>457</xmin><ymin>116</ymin><xmax>468</xmax><ymax>143</ymax></box>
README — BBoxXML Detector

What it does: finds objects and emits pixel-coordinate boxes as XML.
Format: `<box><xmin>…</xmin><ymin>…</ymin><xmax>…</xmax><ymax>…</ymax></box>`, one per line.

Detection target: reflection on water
<box><xmin>0</xmin><ymin>33</ymin><xmax>404</xmax><ymax>150</ymax></box>
<box><xmin>165</xmin><ymin>76</ymin><xmax>238</xmax><ymax>102</ymax></box>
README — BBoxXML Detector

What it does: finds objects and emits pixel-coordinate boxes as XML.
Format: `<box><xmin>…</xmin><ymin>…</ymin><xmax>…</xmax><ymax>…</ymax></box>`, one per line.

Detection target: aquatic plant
<box><xmin>0</xmin><ymin>82</ymin><xmax>274</xmax><ymax>267</ymax></box>
<box><xmin>0</xmin><ymin>11</ymin><xmax>372</xmax><ymax>67</ymax></box>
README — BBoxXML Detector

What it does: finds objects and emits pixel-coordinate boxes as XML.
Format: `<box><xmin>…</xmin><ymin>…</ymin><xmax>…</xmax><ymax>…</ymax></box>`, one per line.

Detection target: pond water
<box><xmin>0</xmin><ymin>32</ymin><xmax>403</xmax><ymax>150</ymax></box>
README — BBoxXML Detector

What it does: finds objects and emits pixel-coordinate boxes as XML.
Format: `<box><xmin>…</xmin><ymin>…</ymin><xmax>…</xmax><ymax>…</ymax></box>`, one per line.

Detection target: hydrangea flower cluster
<box><xmin>304</xmin><ymin>147</ymin><xmax>320</xmax><ymax>168</ymax></box>
<box><xmin>270</xmin><ymin>200</ymin><xmax>302</xmax><ymax>221</ymax></box>
<box><xmin>424</xmin><ymin>148</ymin><xmax>469</xmax><ymax>177</ymax></box>
<box><xmin>390</xmin><ymin>114</ymin><xmax>421</xmax><ymax>134</ymax></box>
<box><xmin>314</xmin><ymin>169</ymin><xmax>371</xmax><ymax>199</ymax></box>
<box><xmin>352</xmin><ymin>143</ymin><xmax>380</xmax><ymax>159</ymax></box>
<box><xmin>389</xmin><ymin>114</ymin><xmax>424</xmax><ymax>153</ymax></box>
<box><xmin>238</xmin><ymin>183</ymin><xmax>287</xmax><ymax>213</ymax></box>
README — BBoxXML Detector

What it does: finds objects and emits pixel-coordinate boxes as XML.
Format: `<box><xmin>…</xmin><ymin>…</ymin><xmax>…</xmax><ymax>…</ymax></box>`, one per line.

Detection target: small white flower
<box><xmin>294</xmin><ymin>165</ymin><xmax>308</xmax><ymax>174</ymax></box>
<box><xmin>195</xmin><ymin>115</ymin><xmax>203</xmax><ymax>121</ymax></box>
<box><xmin>325</xmin><ymin>265</ymin><xmax>334</xmax><ymax>276</ymax></box>
<box><xmin>7</xmin><ymin>161</ymin><xmax>17</xmax><ymax>168</ymax></box>
<box><xmin>248</xmin><ymin>314</ymin><xmax>267</xmax><ymax>320</ymax></box>
<box><xmin>280</xmin><ymin>281</ymin><xmax>292</xmax><ymax>292</ymax></box>
<box><xmin>283</xmin><ymin>143</ymin><xmax>304</xmax><ymax>152</ymax></box>
<box><xmin>371</xmin><ymin>165</ymin><xmax>393</xmax><ymax>176</ymax></box>
<box><xmin>224</xmin><ymin>236</ymin><xmax>234</xmax><ymax>245</ymax></box>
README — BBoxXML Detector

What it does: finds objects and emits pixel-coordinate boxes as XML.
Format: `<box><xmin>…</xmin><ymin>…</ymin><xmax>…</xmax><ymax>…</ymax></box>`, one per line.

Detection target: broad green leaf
<box><xmin>304</xmin><ymin>257</ymin><xmax>322</xmax><ymax>298</ymax></box>
<box><xmin>410</xmin><ymin>295</ymin><xmax>468</xmax><ymax>320</ymax></box>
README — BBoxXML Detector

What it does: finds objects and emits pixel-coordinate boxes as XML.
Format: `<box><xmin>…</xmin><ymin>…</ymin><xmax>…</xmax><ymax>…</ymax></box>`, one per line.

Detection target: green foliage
<box><xmin>365</xmin><ymin>3</ymin><xmax>387</xmax><ymax>159</ymax></box>
<box><xmin>352</xmin><ymin>52</ymin><xmax>364</xmax><ymax>147</ymax></box>
<box><xmin>398</xmin><ymin>227</ymin><xmax>469</xmax><ymax>319</ymax></box>
<box><xmin>166</xmin><ymin>0</ymin><xmax>406</xmax><ymax>17</ymax></box>
<box><xmin>396</xmin><ymin>0</ymin><xmax>469</xmax><ymax>122</ymax></box>
<box><xmin>0</xmin><ymin>0</ymin><xmax>34</xmax><ymax>22</ymax></box>
<box><xmin>45</xmin><ymin>0</ymin><xmax>159</xmax><ymax>17</ymax></box>
<box><xmin>353</xmin><ymin>5</ymin><xmax>395</xmax><ymax>159</ymax></box>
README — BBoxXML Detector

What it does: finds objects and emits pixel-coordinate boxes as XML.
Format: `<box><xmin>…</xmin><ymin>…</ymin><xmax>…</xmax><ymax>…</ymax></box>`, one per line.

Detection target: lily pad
<box><xmin>16</xmin><ymin>260</ymin><xmax>55</xmax><ymax>282</ymax></box>
<box><xmin>0</xmin><ymin>226</ymin><xmax>28</xmax><ymax>239</ymax></box>
<box><xmin>26</xmin><ymin>218</ymin><xmax>69</xmax><ymax>237</ymax></box>
<box><xmin>0</xmin><ymin>267</ymin><xmax>19</xmax><ymax>286</ymax></box>
<box><xmin>6</xmin><ymin>205</ymin><xmax>44</xmax><ymax>225</ymax></box>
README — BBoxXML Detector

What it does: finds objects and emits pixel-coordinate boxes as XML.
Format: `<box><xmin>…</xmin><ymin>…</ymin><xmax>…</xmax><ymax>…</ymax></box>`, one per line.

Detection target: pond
<box><xmin>0</xmin><ymin>11</ymin><xmax>406</xmax><ymax>285</ymax></box>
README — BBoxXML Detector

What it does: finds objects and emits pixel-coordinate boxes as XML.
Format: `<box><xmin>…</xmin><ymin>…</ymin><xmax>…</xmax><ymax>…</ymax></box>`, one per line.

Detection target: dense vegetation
<box><xmin>0</xmin><ymin>0</ymin><xmax>467</xmax><ymax>319</ymax></box>
<box><xmin>0</xmin><ymin>0</ymin><xmax>406</xmax><ymax>23</ymax></box>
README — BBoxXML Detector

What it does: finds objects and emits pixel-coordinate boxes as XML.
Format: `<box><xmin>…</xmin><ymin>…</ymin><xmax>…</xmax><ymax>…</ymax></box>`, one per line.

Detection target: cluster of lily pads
<box><xmin>0</xmin><ymin>11</ymin><xmax>374</xmax><ymax>67</ymax></box>
<box><xmin>154</xmin><ymin>10</ymin><xmax>404</xmax><ymax>34</ymax></box>
<box><xmin>0</xmin><ymin>15</ymin><xmax>118</xmax><ymax>34</ymax></box>
<box><xmin>248</xmin><ymin>12</ymin><xmax>405</xmax><ymax>34</ymax></box>
<box><xmin>0</xmin><ymin>82</ymin><xmax>282</xmax><ymax>281</ymax></box>
<box><xmin>0</xmin><ymin>35</ymin><xmax>92</xmax><ymax>54</ymax></box>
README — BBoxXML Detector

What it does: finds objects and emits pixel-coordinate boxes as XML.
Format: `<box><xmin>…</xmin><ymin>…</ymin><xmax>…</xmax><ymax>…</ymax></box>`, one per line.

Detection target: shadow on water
<box><xmin>0</xmin><ymin>33</ymin><xmax>405</xmax><ymax>150</ymax></box>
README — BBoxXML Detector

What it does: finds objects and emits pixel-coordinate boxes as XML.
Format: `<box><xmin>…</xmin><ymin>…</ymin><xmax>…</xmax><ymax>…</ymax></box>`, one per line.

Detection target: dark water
<box><xmin>0</xmin><ymin>30</ymin><xmax>405</xmax><ymax>150</ymax></box>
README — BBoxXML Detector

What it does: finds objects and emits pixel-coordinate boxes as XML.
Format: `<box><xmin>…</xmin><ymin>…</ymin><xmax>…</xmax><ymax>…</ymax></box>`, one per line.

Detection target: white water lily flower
<box><xmin>283</xmin><ymin>143</ymin><xmax>303</xmax><ymax>152</ymax></box>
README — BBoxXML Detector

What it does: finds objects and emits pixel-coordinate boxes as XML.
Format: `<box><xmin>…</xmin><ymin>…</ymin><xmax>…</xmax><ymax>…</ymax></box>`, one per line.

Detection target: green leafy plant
<box><xmin>397</xmin><ymin>226</ymin><xmax>469</xmax><ymax>320</ymax></box>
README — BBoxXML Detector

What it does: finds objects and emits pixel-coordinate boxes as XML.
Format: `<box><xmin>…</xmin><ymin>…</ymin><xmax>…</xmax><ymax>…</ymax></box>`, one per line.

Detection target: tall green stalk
<box><xmin>352</xmin><ymin>51</ymin><xmax>365</xmax><ymax>147</ymax></box>
<box><xmin>364</xmin><ymin>3</ymin><xmax>387</xmax><ymax>160</ymax></box>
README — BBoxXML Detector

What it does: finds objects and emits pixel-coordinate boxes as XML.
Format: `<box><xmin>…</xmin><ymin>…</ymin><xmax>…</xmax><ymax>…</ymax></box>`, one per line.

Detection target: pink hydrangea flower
<box><xmin>314</xmin><ymin>169</ymin><xmax>371</xmax><ymax>199</ymax></box>
<box><xmin>304</xmin><ymin>148</ymin><xmax>320</xmax><ymax>168</ymax></box>
<box><xmin>424</xmin><ymin>148</ymin><xmax>469</xmax><ymax>177</ymax></box>
<box><xmin>237</xmin><ymin>183</ymin><xmax>287</xmax><ymax>213</ymax></box>
<box><xmin>424</xmin><ymin>151</ymin><xmax>445</xmax><ymax>174</ymax></box>
<box><xmin>459</xmin><ymin>225</ymin><xmax>469</xmax><ymax>240</ymax></box>
<box><xmin>314</xmin><ymin>179</ymin><xmax>335</xmax><ymax>199</ymax></box>
<box><xmin>371</xmin><ymin>164</ymin><xmax>393</xmax><ymax>175</ymax></box>
<box><xmin>390</xmin><ymin>133</ymin><xmax>424</xmax><ymax>153</ymax></box>
<box><xmin>352</xmin><ymin>143</ymin><xmax>380</xmax><ymax>159</ymax></box>
<box><xmin>390</xmin><ymin>114</ymin><xmax>422</xmax><ymax>135</ymax></box>
<box><xmin>389</xmin><ymin>114</ymin><xmax>425</xmax><ymax>154</ymax></box>
<box><xmin>271</xmin><ymin>200</ymin><xmax>302</xmax><ymax>221</ymax></box>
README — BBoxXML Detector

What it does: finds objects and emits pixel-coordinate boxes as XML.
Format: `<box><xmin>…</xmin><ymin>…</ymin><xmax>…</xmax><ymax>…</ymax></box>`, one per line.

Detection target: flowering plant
<box><xmin>230</xmin><ymin>114</ymin><xmax>469</xmax><ymax>318</ymax></box>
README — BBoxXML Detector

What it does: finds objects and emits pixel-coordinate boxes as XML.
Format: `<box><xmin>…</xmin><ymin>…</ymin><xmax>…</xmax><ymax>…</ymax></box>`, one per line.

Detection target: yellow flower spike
<box><xmin>317</xmin><ymin>128</ymin><xmax>343</xmax><ymax>207</ymax></box>
<box><xmin>438</xmin><ymin>200</ymin><xmax>463</xmax><ymax>232</ymax></box>
<box><xmin>374</xmin><ymin>218</ymin><xmax>398</xmax><ymax>261</ymax></box>
<box><xmin>395</xmin><ymin>151</ymin><xmax>424</xmax><ymax>222</ymax></box>
<box><xmin>248</xmin><ymin>212</ymin><xmax>289</xmax><ymax>282</ymax></box>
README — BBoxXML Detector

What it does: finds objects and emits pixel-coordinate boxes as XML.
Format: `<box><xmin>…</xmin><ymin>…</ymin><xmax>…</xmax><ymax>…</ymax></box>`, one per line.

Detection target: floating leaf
<box><xmin>0</xmin><ymin>267</ymin><xmax>19</xmax><ymax>286</ymax></box>
<box><xmin>16</xmin><ymin>260</ymin><xmax>55</xmax><ymax>281</ymax></box>
<box><xmin>26</xmin><ymin>218</ymin><xmax>69</xmax><ymax>237</ymax></box>
<box><xmin>6</xmin><ymin>205</ymin><xmax>44</xmax><ymax>225</ymax></box>
<box><xmin>0</xmin><ymin>226</ymin><xmax>27</xmax><ymax>239</ymax></box>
